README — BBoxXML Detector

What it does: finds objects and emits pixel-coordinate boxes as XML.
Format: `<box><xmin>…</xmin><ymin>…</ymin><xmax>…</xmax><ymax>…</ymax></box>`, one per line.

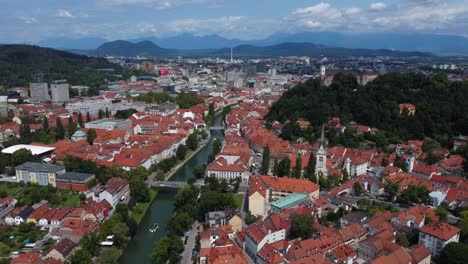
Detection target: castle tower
<box><xmin>315</xmin><ymin>126</ymin><xmax>328</xmax><ymax>177</ymax></box>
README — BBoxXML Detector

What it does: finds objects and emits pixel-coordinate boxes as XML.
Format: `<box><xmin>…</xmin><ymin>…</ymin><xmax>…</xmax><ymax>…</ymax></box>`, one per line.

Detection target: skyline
<box><xmin>1</xmin><ymin>0</ymin><xmax>467</xmax><ymax>44</ymax></box>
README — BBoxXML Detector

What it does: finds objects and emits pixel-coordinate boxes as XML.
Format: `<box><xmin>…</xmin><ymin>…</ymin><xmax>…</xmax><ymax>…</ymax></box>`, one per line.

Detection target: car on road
<box><xmin>160</xmin><ymin>184</ymin><xmax>165</xmax><ymax>187</ymax></box>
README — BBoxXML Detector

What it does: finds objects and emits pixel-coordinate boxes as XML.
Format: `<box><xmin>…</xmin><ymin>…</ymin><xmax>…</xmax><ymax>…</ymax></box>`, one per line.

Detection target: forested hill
<box><xmin>266</xmin><ymin>73</ymin><xmax>468</xmax><ymax>144</ymax></box>
<box><xmin>0</xmin><ymin>44</ymin><xmax>122</xmax><ymax>87</ymax></box>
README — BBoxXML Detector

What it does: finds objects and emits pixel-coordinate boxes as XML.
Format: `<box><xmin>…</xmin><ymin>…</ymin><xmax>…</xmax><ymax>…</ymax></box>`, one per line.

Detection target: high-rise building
<box><xmin>30</xmin><ymin>74</ymin><xmax>50</xmax><ymax>102</ymax></box>
<box><xmin>50</xmin><ymin>80</ymin><xmax>70</xmax><ymax>103</ymax></box>
<box><xmin>0</xmin><ymin>95</ymin><xmax>7</xmax><ymax>117</ymax></box>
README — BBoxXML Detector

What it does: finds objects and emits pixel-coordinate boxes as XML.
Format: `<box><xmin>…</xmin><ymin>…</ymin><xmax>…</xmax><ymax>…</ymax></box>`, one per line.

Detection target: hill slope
<box><xmin>94</xmin><ymin>40</ymin><xmax>177</xmax><ymax>56</ymax></box>
<box><xmin>266</xmin><ymin>73</ymin><xmax>468</xmax><ymax>144</ymax></box>
<box><xmin>0</xmin><ymin>44</ymin><xmax>122</xmax><ymax>87</ymax></box>
<box><xmin>215</xmin><ymin>42</ymin><xmax>428</xmax><ymax>57</ymax></box>
<box><xmin>91</xmin><ymin>40</ymin><xmax>429</xmax><ymax>57</ymax></box>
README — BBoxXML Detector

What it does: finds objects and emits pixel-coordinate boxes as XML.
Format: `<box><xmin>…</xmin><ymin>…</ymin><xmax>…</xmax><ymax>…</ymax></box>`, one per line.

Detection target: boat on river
<box><xmin>149</xmin><ymin>223</ymin><xmax>159</xmax><ymax>233</ymax></box>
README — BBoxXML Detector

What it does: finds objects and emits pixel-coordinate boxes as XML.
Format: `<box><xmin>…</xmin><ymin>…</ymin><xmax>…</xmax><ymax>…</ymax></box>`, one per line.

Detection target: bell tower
<box><xmin>315</xmin><ymin>126</ymin><xmax>328</xmax><ymax>177</ymax></box>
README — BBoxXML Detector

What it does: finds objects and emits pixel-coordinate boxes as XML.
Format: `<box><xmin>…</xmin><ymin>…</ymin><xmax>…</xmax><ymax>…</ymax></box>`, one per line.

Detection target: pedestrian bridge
<box><xmin>150</xmin><ymin>181</ymin><xmax>203</xmax><ymax>188</ymax></box>
<box><xmin>209</xmin><ymin>126</ymin><xmax>226</xmax><ymax>130</ymax></box>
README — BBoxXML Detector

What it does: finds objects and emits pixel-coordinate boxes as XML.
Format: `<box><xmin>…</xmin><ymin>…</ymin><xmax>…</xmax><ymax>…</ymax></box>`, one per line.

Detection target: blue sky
<box><xmin>1</xmin><ymin>0</ymin><xmax>467</xmax><ymax>43</ymax></box>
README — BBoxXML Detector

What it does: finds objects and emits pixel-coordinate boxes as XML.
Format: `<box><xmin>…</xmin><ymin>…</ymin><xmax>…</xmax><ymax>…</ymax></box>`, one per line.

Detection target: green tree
<box><xmin>354</xmin><ymin>182</ymin><xmax>363</xmax><ymax>196</ymax></box>
<box><xmin>290</xmin><ymin>214</ymin><xmax>315</xmax><ymax>240</ymax></box>
<box><xmin>19</xmin><ymin>123</ymin><xmax>32</xmax><ymax>143</ymax></box>
<box><xmin>396</xmin><ymin>233</ymin><xmax>410</xmax><ymax>247</ymax></box>
<box><xmin>193</xmin><ymin>165</ymin><xmax>205</xmax><ymax>179</ymax></box>
<box><xmin>99</xmin><ymin>247</ymin><xmax>121</xmax><ymax>264</ymax></box>
<box><xmin>11</xmin><ymin>149</ymin><xmax>35</xmax><ymax>166</ymax></box>
<box><xmin>292</xmin><ymin>153</ymin><xmax>302</xmax><ymax>179</ymax></box>
<box><xmin>115</xmin><ymin>203</ymin><xmax>129</xmax><ymax>222</ymax></box>
<box><xmin>435</xmin><ymin>206</ymin><xmax>449</xmax><ymax>222</ymax></box>
<box><xmin>385</xmin><ymin>182</ymin><xmax>399</xmax><ymax>200</ymax></box>
<box><xmin>98</xmin><ymin>109</ymin><xmax>104</xmax><ymax>119</ymax></box>
<box><xmin>245</xmin><ymin>211</ymin><xmax>257</xmax><ymax>225</ymax></box>
<box><xmin>209</xmin><ymin>102</ymin><xmax>215</xmax><ymax>117</ymax></box>
<box><xmin>77</xmin><ymin>112</ymin><xmax>84</xmax><ymax>127</ymax></box>
<box><xmin>400</xmin><ymin>185</ymin><xmax>430</xmax><ymax>205</ymax></box>
<box><xmin>80</xmin><ymin>233</ymin><xmax>99</xmax><ymax>255</ymax></box>
<box><xmin>86</xmin><ymin>112</ymin><xmax>91</xmax><ymax>122</ymax></box>
<box><xmin>156</xmin><ymin>170</ymin><xmax>165</xmax><ymax>181</ymax></box>
<box><xmin>435</xmin><ymin>242</ymin><xmax>468</xmax><ymax>264</ymax></box>
<box><xmin>261</xmin><ymin>146</ymin><xmax>271</xmax><ymax>175</ymax></box>
<box><xmin>186</xmin><ymin>133</ymin><xmax>198</xmax><ymax>150</ymax></box>
<box><xmin>167</xmin><ymin>212</ymin><xmax>194</xmax><ymax>236</ymax></box>
<box><xmin>70</xmin><ymin>249</ymin><xmax>92</xmax><ymax>264</ymax></box>
<box><xmin>152</xmin><ymin>236</ymin><xmax>184</xmax><ymax>264</ymax></box>
<box><xmin>42</xmin><ymin>117</ymin><xmax>49</xmax><ymax>130</ymax></box>
<box><xmin>342</xmin><ymin>169</ymin><xmax>349</xmax><ymax>182</ymax></box>
<box><xmin>105</xmin><ymin>108</ymin><xmax>110</xmax><ymax>118</ymax></box>
<box><xmin>176</xmin><ymin>144</ymin><xmax>187</xmax><ymax>160</ymax></box>
<box><xmin>67</xmin><ymin>116</ymin><xmax>78</xmax><ymax>137</ymax></box>
<box><xmin>394</xmin><ymin>155</ymin><xmax>408</xmax><ymax>171</ymax></box>
<box><xmin>99</xmin><ymin>215</ymin><xmax>129</xmax><ymax>246</ymax></box>
<box><xmin>126</xmin><ymin>217</ymin><xmax>138</xmax><ymax>237</ymax></box>
<box><xmin>86</xmin><ymin>128</ymin><xmax>98</xmax><ymax>145</ymax></box>
<box><xmin>277</xmin><ymin>158</ymin><xmax>291</xmax><ymax>177</ymax></box>
<box><xmin>457</xmin><ymin>211</ymin><xmax>468</xmax><ymax>242</ymax></box>
<box><xmin>130</xmin><ymin>180</ymin><xmax>150</xmax><ymax>203</ymax></box>
<box><xmin>56</xmin><ymin>118</ymin><xmax>65</xmax><ymax>140</ymax></box>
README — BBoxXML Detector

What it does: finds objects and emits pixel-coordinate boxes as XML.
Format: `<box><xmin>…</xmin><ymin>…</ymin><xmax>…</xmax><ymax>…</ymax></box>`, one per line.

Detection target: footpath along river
<box><xmin>120</xmin><ymin>115</ymin><xmax>224</xmax><ymax>264</ymax></box>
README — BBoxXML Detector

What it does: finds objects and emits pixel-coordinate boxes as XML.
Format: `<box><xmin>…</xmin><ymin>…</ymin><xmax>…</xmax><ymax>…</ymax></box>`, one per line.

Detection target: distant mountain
<box><xmin>94</xmin><ymin>40</ymin><xmax>177</xmax><ymax>56</ymax></box>
<box><xmin>37</xmin><ymin>37</ymin><xmax>108</xmax><ymax>50</ymax></box>
<box><xmin>213</xmin><ymin>42</ymin><xmax>428</xmax><ymax>57</ymax></box>
<box><xmin>0</xmin><ymin>44</ymin><xmax>121</xmax><ymax>87</ymax></box>
<box><xmin>89</xmin><ymin>40</ymin><xmax>429</xmax><ymax>58</ymax></box>
<box><xmin>37</xmin><ymin>32</ymin><xmax>468</xmax><ymax>54</ymax></box>
<box><xmin>259</xmin><ymin>32</ymin><xmax>468</xmax><ymax>55</ymax></box>
<box><xmin>129</xmin><ymin>33</ymin><xmax>247</xmax><ymax>50</ymax></box>
<box><xmin>130</xmin><ymin>32</ymin><xmax>468</xmax><ymax>54</ymax></box>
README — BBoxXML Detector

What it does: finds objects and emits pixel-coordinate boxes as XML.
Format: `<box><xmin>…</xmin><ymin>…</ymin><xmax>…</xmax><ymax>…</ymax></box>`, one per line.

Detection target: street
<box><xmin>181</xmin><ymin>221</ymin><xmax>199</xmax><ymax>264</ymax></box>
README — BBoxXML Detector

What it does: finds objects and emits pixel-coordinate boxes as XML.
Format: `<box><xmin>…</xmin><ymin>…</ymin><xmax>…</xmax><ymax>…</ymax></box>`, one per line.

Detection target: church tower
<box><xmin>315</xmin><ymin>126</ymin><xmax>328</xmax><ymax>177</ymax></box>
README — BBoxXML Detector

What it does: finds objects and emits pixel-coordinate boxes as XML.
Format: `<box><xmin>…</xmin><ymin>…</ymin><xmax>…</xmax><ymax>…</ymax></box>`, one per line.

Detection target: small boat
<box><xmin>149</xmin><ymin>223</ymin><xmax>159</xmax><ymax>233</ymax></box>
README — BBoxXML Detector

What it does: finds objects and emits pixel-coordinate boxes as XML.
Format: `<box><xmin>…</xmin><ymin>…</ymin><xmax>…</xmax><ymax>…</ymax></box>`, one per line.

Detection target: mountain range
<box><xmin>91</xmin><ymin>40</ymin><xmax>428</xmax><ymax>58</ymax></box>
<box><xmin>35</xmin><ymin>32</ymin><xmax>468</xmax><ymax>55</ymax></box>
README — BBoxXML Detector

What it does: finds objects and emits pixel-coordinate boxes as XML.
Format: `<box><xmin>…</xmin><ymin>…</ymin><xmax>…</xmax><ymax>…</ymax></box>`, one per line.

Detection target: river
<box><xmin>120</xmin><ymin>115</ymin><xmax>224</xmax><ymax>264</ymax></box>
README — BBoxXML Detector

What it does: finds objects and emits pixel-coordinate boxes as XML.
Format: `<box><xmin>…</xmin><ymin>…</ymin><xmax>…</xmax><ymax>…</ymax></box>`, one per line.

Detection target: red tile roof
<box><xmin>419</xmin><ymin>222</ymin><xmax>460</xmax><ymax>240</ymax></box>
<box><xmin>260</xmin><ymin>175</ymin><xmax>320</xmax><ymax>194</ymax></box>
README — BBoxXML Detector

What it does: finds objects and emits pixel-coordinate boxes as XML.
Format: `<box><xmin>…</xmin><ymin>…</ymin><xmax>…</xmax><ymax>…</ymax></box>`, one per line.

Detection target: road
<box><xmin>0</xmin><ymin>175</ymin><xmax>17</xmax><ymax>183</ymax></box>
<box><xmin>181</xmin><ymin>221</ymin><xmax>199</xmax><ymax>264</ymax></box>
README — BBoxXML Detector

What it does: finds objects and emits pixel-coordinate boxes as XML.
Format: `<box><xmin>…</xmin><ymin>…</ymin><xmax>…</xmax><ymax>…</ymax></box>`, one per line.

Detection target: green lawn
<box><xmin>0</xmin><ymin>182</ymin><xmax>23</xmax><ymax>196</ymax></box>
<box><xmin>130</xmin><ymin>188</ymin><xmax>158</xmax><ymax>224</ymax></box>
<box><xmin>63</xmin><ymin>194</ymin><xmax>82</xmax><ymax>207</ymax></box>
<box><xmin>233</xmin><ymin>194</ymin><xmax>244</xmax><ymax>210</ymax></box>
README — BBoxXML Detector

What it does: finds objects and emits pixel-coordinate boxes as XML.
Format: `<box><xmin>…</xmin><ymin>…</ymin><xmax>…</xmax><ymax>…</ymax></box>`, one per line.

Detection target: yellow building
<box><xmin>16</xmin><ymin>162</ymin><xmax>65</xmax><ymax>187</ymax></box>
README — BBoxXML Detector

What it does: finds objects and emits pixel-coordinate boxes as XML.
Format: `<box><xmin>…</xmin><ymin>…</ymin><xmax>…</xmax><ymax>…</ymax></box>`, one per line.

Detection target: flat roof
<box><xmin>85</xmin><ymin>118</ymin><xmax>130</xmax><ymax>125</ymax></box>
<box><xmin>57</xmin><ymin>172</ymin><xmax>95</xmax><ymax>182</ymax></box>
<box><xmin>15</xmin><ymin>162</ymin><xmax>65</xmax><ymax>173</ymax></box>
<box><xmin>271</xmin><ymin>193</ymin><xmax>308</xmax><ymax>209</ymax></box>
<box><xmin>2</xmin><ymin>144</ymin><xmax>55</xmax><ymax>155</ymax></box>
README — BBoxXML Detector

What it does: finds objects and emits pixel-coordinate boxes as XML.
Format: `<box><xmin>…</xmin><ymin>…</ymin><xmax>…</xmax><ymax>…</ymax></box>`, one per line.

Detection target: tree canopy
<box><xmin>266</xmin><ymin>73</ymin><xmax>468</xmax><ymax>146</ymax></box>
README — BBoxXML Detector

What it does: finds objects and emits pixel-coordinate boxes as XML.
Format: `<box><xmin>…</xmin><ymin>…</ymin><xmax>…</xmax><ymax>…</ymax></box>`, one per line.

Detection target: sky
<box><xmin>0</xmin><ymin>0</ymin><xmax>467</xmax><ymax>43</ymax></box>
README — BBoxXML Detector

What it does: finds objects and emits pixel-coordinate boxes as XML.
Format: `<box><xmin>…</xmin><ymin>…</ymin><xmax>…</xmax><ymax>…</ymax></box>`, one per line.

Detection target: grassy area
<box><xmin>233</xmin><ymin>194</ymin><xmax>244</xmax><ymax>210</ymax></box>
<box><xmin>0</xmin><ymin>224</ymin><xmax>48</xmax><ymax>257</ymax></box>
<box><xmin>63</xmin><ymin>194</ymin><xmax>82</xmax><ymax>207</ymax></box>
<box><xmin>0</xmin><ymin>182</ymin><xmax>83</xmax><ymax>208</ymax></box>
<box><xmin>0</xmin><ymin>182</ymin><xmax>23</xmax><ymax>196</ymax></box>
<box><xmin>130</xmin><ymin>188</ymin><xmax>158</xmax><ymax>224</ymax></box>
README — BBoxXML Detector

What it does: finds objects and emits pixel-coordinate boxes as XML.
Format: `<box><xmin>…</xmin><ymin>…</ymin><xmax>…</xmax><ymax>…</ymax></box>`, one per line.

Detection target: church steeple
<box><xmin>315</xmin><ymin>124</ymin><xmax>328</xmax><ymax>177</ymax></box>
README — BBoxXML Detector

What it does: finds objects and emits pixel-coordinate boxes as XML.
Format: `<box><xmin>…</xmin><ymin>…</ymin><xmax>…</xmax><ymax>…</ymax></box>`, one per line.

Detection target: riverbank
<box><xmin>130</xmin><ymin>188</ymin><xmax>158</xmax><ymax>224</ymax></box>
<box><xmin>163</xmin><ymin>131</ymin><xmax>211</xmax><ymax>181</ymax></box>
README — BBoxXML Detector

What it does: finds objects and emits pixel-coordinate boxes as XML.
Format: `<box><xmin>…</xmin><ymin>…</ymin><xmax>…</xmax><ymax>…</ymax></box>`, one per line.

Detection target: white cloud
<box><xmin>57</xmin><ymin>9</ymin><xmax>75</xmax><ymax>18</ymax></box>
<box><xmin>19</xmin><ymin>16</ymin><xmax>39</xmax><ymax>24</ymax></box>
<box><xmin>369</xmin><ymin>3</ymin><xmax>387</xmax><ymax>11</ymax></box>
<box><xmin>101</xmin><ymin>0</ymin><xmax>217</xmax><ymax>10</ymax></box>
<box><xmin>293</xmin><ymin>3</ymin><xmax>331</xmax><ymax>15</ymax></box>
<box><xmin>345</xmin><ymin>7</ymin><xmax>362</xmax><ymax>16</ymax></box>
